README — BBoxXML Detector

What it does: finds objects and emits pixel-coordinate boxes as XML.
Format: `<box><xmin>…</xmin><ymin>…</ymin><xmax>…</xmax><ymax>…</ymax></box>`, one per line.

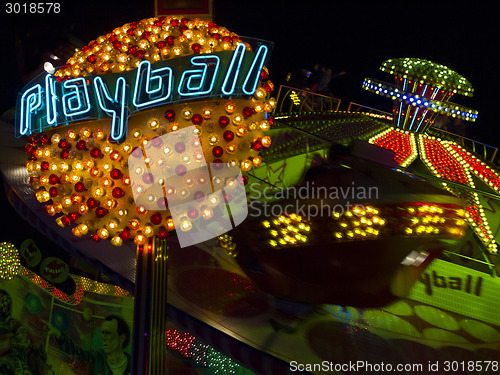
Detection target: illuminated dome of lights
<box><xmin>23</xmin><ymin>15</ymin><xmax>276</xmax><ymax>247</ymax></box>
<box><xmin>363</xmin><ymin>57</ymin><xmax>478</xmax><ymax>134</ymax></box>
<box><xmin>55</xmin><ymin>16</ymin><xmax>247</xmax><ymax>79</ymax></box>
<box><xmin>380</xmin><ymin>57</ymin><xmax>474</xmax><ymax>96</ymax></box>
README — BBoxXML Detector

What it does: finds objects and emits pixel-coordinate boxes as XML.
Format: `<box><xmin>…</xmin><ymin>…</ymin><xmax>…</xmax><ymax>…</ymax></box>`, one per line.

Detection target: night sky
<box><xmin>1</xmin><ymin>1</ymin><xmax>498</xmax><ymax>144</ymax></box>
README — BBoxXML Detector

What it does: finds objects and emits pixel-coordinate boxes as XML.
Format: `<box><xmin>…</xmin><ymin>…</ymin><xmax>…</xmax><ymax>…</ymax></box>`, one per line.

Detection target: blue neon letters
<box><xmin>133</xmin><ymin>60</ymin><xmax>173</xmax><ymax>108</ymax></box>
<box><xmin>20</xmin><ymin>84</ymin><xmax>43</xmax><ymax>136</ymax></box>
<box><xmin>16</xmin><ymin>44</ymin><xmax>271</xmax><ymax>143</ymax></box>
<box><xmin>94</xmin><ymin>77</ymin><xmax>129</xmax><ymax>142</ymax></box>
<box><xmin>62</xmin><ymin>77</ymin><xmax>92</xmax><ymax>118</ymax></box>
<box><xmin>178</xmin><ymin>55</ymin><xmax>220</xmax><ymax>97</ymax></box>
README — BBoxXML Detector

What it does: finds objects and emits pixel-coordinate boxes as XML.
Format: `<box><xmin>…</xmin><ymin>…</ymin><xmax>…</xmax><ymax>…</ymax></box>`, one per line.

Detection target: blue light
<box><xmin>62</xmin><ymin>77</ymin><xmax>91</xmax><ymax>117</ymax></box>
<box><xmin>409</xmin><ymin>107</ymin><xmax>419</xmax><ymax>130</ymax></box>
<box><xmin>133</xmin><ymin>60</ymin><xmax>173</xmax><ymax>108</ymax></box>
<box><xmin>178</xmin><ymin>55</ymin><xmax>220</xmax><ymax>97</ymax></box>
<box><xmin>45</xmin><ymin>75</ymin><xmax>58</xmax><ymax>126</ymax></box>
<box><xmin>242</xmin><ymin>44</ymin><xmax>269</xmax><ymax>95</ymax></box>
<box><xmin>396</xmin><ymin>101</ymin><xmax>403</xmax><ymax>128</ymax></box>
<box><xmin>94</xmin><ymin>76</ymin><xmax>129</xmax><ymax>142</ymax></box>
<box><xmin>415</xmin><ymin>109</ymin><xmax>429</xmax><ymax>132</ymax></box>
<box><xmin>19</xmin><ymin>84</ymin><xmax>43</xmax><ymax>136</ymax></box>
<box><xmin>221</xmin><ymin>43</ymin><xmax>246</xmax><ymax>96</ymax></box>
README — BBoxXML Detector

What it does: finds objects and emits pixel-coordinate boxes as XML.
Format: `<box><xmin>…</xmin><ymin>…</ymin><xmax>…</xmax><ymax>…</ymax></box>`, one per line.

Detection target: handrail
<box><xmin>347</xmin><ymin>102</ymin><xmax>393</xmax><ymax>120</ymax></box>
<box><xmin>429</xmin><ymin>127</ymin><xmax>499</xmax><ymax>163</ymax></box>
<box><xmin>274</xmin><ymin>86</ymin><xmax>499</xmax><ymax>164</ymax></box>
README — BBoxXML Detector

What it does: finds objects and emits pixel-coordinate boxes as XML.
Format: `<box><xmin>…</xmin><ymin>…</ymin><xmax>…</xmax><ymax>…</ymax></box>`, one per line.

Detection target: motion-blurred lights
<box><xmin>401</xmin><ymin>250</ymin><xmax>429</xmax><ymax>266</ymax></box>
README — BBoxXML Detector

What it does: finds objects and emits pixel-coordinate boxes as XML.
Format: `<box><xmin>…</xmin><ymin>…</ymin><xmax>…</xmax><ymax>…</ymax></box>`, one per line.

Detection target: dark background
<box><xmin>1</xmin><ymin>0</ymin><xmax>498</xmax><ymax>144</ymax></box>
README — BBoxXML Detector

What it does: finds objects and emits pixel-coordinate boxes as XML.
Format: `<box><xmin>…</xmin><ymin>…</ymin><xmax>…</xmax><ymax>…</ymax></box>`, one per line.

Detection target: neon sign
<box><xmin>16</xmin><ymin>43</ymin><xmax>270</xmax><ymax>143</ymax></box>
<box><xmin>410</xmin><ymin>258</ymin><xmax>500</xmax><ymax>326</ymax></box>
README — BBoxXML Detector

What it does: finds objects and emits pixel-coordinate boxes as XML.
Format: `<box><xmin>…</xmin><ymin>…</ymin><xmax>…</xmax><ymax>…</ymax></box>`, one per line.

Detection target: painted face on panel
<box><xmin>101</xmin><ymin>319</ymin><xmax>125</xmax><ymax>354</ymax></box>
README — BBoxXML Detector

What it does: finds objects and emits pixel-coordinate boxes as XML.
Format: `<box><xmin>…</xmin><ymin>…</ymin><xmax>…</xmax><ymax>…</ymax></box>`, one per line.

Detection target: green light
<box><xmin>414</xmin><ymin>305</ymin><xmax>459</xmax><ymax>331</ymax></box>
<box><xmin>381</xmin><ymin>58</ymin><xmax>474</xmax><ymax>97</ymax></box>
<box><xmin>422</xmin><ymin>328</ymin><xmax>469</xmax><ymax>343</ymax></box>
<box><xmin>409</xmin><ymin>259</ymin><xmax>500</xmax><ymax>326</ymax></box>
<box><xmin>460</xmin><ymin>319</ymin><xmax>500</xmax><ymax>342</ymax></box>
<box><xmin>207</xmin><ymin>347</ymin><xmax>239</xmax><ymax>375</ymax></box>
<box><xmin>382</xmin><ymin>300</ymin><xmax>414</xmax><ymax>316</ymax></box>
<box><xmin>362</xmin><ymin>310</ymin><xmax>421</xmax><ymax>337</ymax></box>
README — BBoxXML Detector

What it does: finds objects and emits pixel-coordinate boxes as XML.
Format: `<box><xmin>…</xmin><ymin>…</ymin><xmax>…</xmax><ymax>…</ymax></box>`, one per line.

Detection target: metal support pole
<box><xmin>131</xmin><ymin>237</ymin><xmax>168</xmax><ymax>374</ymax></box>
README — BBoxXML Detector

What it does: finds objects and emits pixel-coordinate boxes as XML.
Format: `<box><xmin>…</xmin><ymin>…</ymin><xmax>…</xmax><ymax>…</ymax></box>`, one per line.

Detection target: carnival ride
<box><xmin>1</xmin><ymin>15</ymin><xmax>500</xmax><ymax>375</ymax></box>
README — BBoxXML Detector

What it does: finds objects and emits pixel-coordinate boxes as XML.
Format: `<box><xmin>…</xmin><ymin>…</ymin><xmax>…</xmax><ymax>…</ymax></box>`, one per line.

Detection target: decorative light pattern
<box><xmin>72</xmin><ymin>275</ymin><xmax>132</xmax><ymax>297</ymax></box>
<box><xmin>190</xmin><ymin>340</ymin><xmax>209</xmax><ymax>366</ymax></box>
<box><xmin>24</xmin><ymin>16</ymin><xmax>276</xmax><ymax>246</ymax></box>
<box><xmin>419</xmin><ymin>135</ymin><xmax>472</xmax><ymax>185</ymax></box>
<box><xmin>218</xmin><ymin>234</ymin><xmax>238</xmax><ymax>257</ymax></box>
<box><xmin>166</xmin><ymin>329</ymin><xmax>195</xmax><ymax>358</ymax></box>
<box><xmin>256</xmin><ymin>203</ymin><xmax>466</xmax><ymax>248</ymax></box>
<box><xmin>362</xmin><ymin>79</ymin><xmax>478</xmax><ymax>123</ymax></box>
<box><xmin>55</xmin><ymin>17</ymin><xmax>245</xmax><ymax>79</ymax></box>
<box><xmin>0</xmin><ymin>242</ymin><xmax>21</xmax><ymax>280</ymax></box>
<box><xmin>369</xmin><ymin>128</ymin><xmax>418</xmax><ymax>167</ymax></box>
<box><xmin>165</xmin><ymin>328</ymin><xmax>239</xmax><ymax>373</ymax></box>
<box><xmin>263</xmin><ymin>213</ymin><xmax>310</xmax><ymax>248</ymax></box>
<box><xmin>20</xmin><ymin>267</ymin><xmax>84</xmax><ymax>305</ymax></box>
<box><xmin>330</xmin><ymin>203</ymin><xmax>467</xmax><ymax>240</ymax></box>
<box><xmin>363</xmin><ymin>57</ymin><xmax>497</xmax><ymax>255</ymax></box>
<box><xmin>207</xmin><ymin>347</ymin><xmax>239</xmax><ymax>375</ymax></box>
<box><xmin>380</xmin><ymin>58</ymin><xmax>474</xmax><ymax>96</ymax></box>
<box><xmin>363</xmin><ymin>58</ymin><xmax>478</xmax><ymax>134</ymax></box>
<box><xmin>447</xmin><ymin>142</ymin><xmax>500</xmax><ymax>193</ymax></box>
<box><xmin>418</xmin><ymin>134</ymin><xmax>496</xmax><ymax>253</ymax></box>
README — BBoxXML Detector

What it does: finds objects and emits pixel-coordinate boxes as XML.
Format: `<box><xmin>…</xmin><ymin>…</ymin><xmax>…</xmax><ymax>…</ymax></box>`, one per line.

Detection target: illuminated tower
<box><xmin>363</xmin><ymin>58</ymin><xmax>497</xmax><ymax>255</ymax></box>
<box><xmin>362</xmin><ymin>58</ymin><xmax>478</xmax><ymax>133</ymax></box>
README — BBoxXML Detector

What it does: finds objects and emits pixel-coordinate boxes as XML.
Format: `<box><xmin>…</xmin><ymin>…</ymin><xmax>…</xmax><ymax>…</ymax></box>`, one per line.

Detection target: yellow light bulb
<box><xmin>252</xmin><ymin>156</ymin><xmax>262</xmax><ymax>167</ymax></box>
<box><xmin>261</xmin><ymin>136</ymin><xmax>272</xmax><ymax>147</ymax></box>
<box><xmin>98</xmin><ymin>228</ymin><xmax>109</xmax><ymax>239</ymax></box>
<box><xmin>61</xmin><ymin>196</ymin><xmax>72</xmax><ymax>207</ymax></box>
<box><xmin>111</xmin><ymin>236</ymin><xmax>123</xmax><ymax>246</ymax></box>
<box><xmin>134</xmin><ymin>234</ymin><xmax>146</xmax><ymax>245</ymax></box>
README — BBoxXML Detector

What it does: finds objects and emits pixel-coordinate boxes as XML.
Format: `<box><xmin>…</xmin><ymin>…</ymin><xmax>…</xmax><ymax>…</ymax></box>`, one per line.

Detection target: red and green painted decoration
<box><xmin>363</xmin><ymin>57</ymin><xmax>477</xmax><ymax>133</ymax></box>
<box><xmin>365</xmin><ymin>58</ymin><xmax>497</xmax><ymax>255</ymax></box>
